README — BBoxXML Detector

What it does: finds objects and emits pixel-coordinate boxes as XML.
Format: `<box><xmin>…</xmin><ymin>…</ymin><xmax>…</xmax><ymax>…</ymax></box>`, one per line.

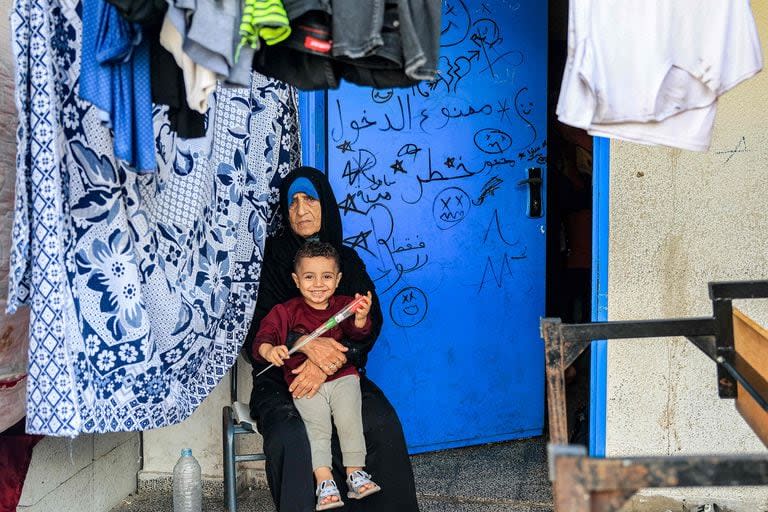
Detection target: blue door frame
<box><xmin>298</xmin><ymin>98</ymin><xmax>611</xmax><ymax>458</ymax></box>
<box><xmin>298</xmin><ymin>91</ymin><xmax>326</xmax><ymax>169</ymax></box>
<box><xmin>590</xmin><ymin>137</ymin><xmax>610</xmax><ymax>457</ymax></box>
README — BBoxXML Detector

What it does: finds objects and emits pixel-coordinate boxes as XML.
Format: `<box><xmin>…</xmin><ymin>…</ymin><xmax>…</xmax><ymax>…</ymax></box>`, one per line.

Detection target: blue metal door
<box><xmin>322</xmin><ymin>0</ymin><xmax>547</xmax><ymax>452</ymax></box>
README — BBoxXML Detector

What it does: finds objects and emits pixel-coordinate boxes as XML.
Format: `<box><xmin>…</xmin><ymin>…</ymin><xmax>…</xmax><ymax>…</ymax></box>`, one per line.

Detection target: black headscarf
<box><xmin>278</xmin><ymin>166</ymin><xmax>344</xmax><ymax>252</ymax></box>
<box><xmin>246</xmin><ymin>167</ymin><xmax>382</xmax><ymax>369</ymax></box>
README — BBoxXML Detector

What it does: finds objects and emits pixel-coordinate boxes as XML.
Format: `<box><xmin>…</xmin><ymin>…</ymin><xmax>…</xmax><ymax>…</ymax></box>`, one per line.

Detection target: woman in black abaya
<box><xmin>247</xmin><ymin>166</ymin><xmax>419</xmax><ymax>512</ymax></box>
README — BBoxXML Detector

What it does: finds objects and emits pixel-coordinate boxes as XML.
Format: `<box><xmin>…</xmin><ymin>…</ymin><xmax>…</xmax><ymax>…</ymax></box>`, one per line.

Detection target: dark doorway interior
<box><xmin>546</xmin><ymin>0</ymin><xmax>592</xmax><ymax>447</ymax></box>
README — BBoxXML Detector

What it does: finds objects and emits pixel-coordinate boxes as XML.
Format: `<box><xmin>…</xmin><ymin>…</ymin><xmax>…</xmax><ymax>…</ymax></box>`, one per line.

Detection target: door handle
<box><xmin>517</xmin><ymin>167</ymin><xmax>543</xmax><ymax>218</ymax></box>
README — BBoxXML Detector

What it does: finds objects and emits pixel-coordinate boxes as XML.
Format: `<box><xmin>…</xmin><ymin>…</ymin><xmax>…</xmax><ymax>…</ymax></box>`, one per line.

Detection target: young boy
<box><xmin>253</xmin><ymin>241</ymin><xmax>381</xmax><ymax>511</ymax></box>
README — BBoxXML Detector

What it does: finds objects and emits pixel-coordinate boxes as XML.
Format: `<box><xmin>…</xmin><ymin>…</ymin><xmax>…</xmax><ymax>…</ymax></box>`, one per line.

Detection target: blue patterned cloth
<box><xmin>10</xmin><ymin>0</ymin><xmax>300</xmax><ymax>436</ymax></box>
<box><xmin>79</xmin><ymin>0</ymin><xmax>156</xmax><ymax>173</ymax></box>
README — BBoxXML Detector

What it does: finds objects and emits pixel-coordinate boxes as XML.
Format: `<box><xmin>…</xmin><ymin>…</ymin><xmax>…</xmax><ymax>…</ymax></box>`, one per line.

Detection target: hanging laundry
<box><xmin>252</xmin><ymin>11</ymin><xmax>340</xmax><ymax>90</ymax></box>
<box><xmin>9</xmin><ymin>0</ymin><xmax>80</xmax><ymax>434</ymax></box>
<box><xmin>167</xmin><ymin>0</ymin><xmax>254</xmax><ymax>88</ymax></box>
<box><xmin>252</xmin><ymin>0</ymin><xmax>441</xmax><ymax>90</ymax></box>
<box><xmin>330</xmin><ymin>0</ymin><xmax>440</xmax><ymax>82</ymax></box>
<box><xmin>557</xmin><ymin>0</ymin><xmax>763</xmax><ymax>151</ymax></box>
<box><xmin>335</xmin><ymin>1</ymin><xmax>421</xmax><ymax>88</ymax></box>
<box><xmin>100</xmin><ymin>0</ymin><xmax>207</xmax><ymax>139</ymax></box>
<box><xmin>10</xmin><ymin>0</ymin><xmax>300</xmax><ymax>435</ymax></box>
<box><xmin>0</xmin><ymin>420</ymin><xmax>43</xmax><ymax>512</ymax></box>
<box><xmin>392</xmin><ymin>0</ymin><xmax>440</xmax><ymax>81</ymax></box>
<box><xmin>79</xmin><ymin>0</ymin><xmax>156</xmax><ymax>172</ymax></box>
<box><xmin>147</xmin><ymin>19</ymin><xmax>207</xmax><ymax>139</ymax></box>
<box><xmin>103</xmin><ymin>0</ymin><xmax>166</xmax><ymax>24</ymax></box>
<box><xmin>0</xmin><ymin>309</ymin><xmax>29</xmax><ymax>435</ymax></box>
<box><xmin>160</xmin><ymin>12</ymin><xmax>219</xmax><ymax>114</ymax></box>
<box><xmin>0</xmin><ymin>377</ymin><xmax>27</xmax><ymax>435</ymax></box>
<box><xmin>238</xmin><ymin>0</ymin><xmax>291</xmax><ymax>53</ymax></box>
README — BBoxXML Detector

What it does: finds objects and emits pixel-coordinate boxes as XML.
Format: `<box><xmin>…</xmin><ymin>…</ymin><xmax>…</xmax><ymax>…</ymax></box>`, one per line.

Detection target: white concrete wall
<box><xmin>17</xmin><ymin>433</ymin><xmax>140</xmax><ymax>512</ymax></box>
<box><xmin>606</xmin><ymin>2</ymin><xmax>768</xmax><ymax>509</ymax></box>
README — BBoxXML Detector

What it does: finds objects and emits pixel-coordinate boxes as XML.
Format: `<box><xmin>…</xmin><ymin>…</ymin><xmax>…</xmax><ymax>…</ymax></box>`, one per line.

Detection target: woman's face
<box><xmin>288</xmin><ymin>192</ymin><xmax>322</xmax><ymax>237</ymax></box>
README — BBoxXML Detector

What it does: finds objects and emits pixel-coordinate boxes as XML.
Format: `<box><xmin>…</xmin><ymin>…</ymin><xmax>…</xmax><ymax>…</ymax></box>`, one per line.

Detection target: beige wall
<box><xmin>18</xmin><ymin>433</ymin><xmax>140</xmax><ymax>512</ymax></box>
<box><xmin>606</xmin><ymin>2</ymin><xmax>768</xmax><ymax>509</ymax></box>
<box><xmin>140</xmin><ymin>358</ymin><xmax>265</xmax><ymax>485</ymax></box>
<box><xmin>141</xmin><ymin>372</ymin><xmax>231</xmax><ymax>479</ymax></box>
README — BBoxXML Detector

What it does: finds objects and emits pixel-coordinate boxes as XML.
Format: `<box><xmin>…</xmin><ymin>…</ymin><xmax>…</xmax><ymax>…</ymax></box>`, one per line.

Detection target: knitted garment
<box><xmin>238</xmin><ymin>0</ymin><xmax>291</xmax><ymax>55</ymax></box>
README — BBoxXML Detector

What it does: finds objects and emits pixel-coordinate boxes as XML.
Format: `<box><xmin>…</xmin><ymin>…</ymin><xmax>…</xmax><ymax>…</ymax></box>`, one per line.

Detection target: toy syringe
<box><xmin>254</xmin><ymin>295</ymin><xmax>367</xmax><ymax>378</ymax></box>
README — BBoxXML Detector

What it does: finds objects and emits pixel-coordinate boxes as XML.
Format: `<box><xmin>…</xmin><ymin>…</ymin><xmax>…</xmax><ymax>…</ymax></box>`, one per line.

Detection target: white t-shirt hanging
<box><xmin>557</xmin><ymin>0</ymin><xmax>763</xmax><ymax>151</ymax></box>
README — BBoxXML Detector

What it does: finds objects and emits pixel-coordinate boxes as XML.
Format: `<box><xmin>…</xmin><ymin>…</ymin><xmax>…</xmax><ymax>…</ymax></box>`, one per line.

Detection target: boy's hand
<box><xmin>260</xmin><ymin>344</ymin><xmax>290</xmax><ymax>366</ymax></box>
<box><xmin>354</xmin><ymin>292</ymin><xmax>373</xmax><ymax>328</ymax></box>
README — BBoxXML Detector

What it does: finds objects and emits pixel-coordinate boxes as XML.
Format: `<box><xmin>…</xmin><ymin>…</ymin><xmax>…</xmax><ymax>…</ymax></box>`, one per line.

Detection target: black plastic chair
<box><xmin>222</xmin><ymin>360</ymin><xmax>266</xmax><ymax>512</ymax></box>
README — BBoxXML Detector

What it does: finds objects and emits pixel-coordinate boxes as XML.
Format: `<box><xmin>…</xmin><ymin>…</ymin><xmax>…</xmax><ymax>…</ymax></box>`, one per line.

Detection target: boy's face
<box><xmin>292</xmin><ymin>256</ymin><xmax>342</xmax><ymax>308</ymax></box>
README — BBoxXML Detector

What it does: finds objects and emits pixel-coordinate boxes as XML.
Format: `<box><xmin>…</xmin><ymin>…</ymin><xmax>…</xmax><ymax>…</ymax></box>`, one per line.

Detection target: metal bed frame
<box><xmin>541</xmin><ymin>280</ymin><xmax>768</xmax><ymax>512</ymax></box>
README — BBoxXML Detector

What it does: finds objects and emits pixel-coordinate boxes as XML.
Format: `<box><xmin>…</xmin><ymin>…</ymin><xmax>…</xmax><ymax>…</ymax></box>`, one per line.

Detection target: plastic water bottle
<box><xmin>173</xmin><ymin>448</ymin><xmax>202</xmax><ymax>512</ymax></box>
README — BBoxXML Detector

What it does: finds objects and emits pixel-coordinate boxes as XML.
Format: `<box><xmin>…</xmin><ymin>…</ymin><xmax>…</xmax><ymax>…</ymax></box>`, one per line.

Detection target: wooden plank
<box><xmin>732</xmin><ymin>309</ymin><xmax>768</xmax><ymax>447</ymax></box>
<box><xmin>542</xmin><ymin>321</ymin><xmax>569</xmax><ymax>445</ymax></box>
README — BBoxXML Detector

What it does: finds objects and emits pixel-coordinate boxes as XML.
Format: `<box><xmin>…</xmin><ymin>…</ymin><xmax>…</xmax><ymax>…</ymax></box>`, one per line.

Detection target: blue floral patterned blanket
<box><xmin>9</xmin><ymin>0</ymin><xmax>299</xmax><ymax>436</ymax></box>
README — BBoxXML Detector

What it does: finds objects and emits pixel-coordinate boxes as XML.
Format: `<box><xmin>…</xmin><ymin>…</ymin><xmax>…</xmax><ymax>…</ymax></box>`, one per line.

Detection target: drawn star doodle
<box><xmin>496</xmin><ymin>98</ymin><xmax>512</xmax><ymax>124</ymax></box>
<box><xmin>344</xmin><ymin>230</ymin><xmax>373</xmax><ymax>255</ymax></box>
<box><xmin>715</xmin><ymin>136</ymin><xmax>749</xmax><ymax>164</ymax></box>
<box><xmin>341</xmin><ymin>149</ymin><xmax>376</xmax><ymax>186</ymax></box>
<box><xmin>336</xmin><ymin>140</ymin><xmax>353</xmax><ymax>153</ymax></box>
<box><xmin>390</xmin><ymin>159</ymin><xmax>406</xmax><ymax>174</ymax></box>
<box><xmin>338</xmin><ymin>193</ymin><xmax>365</xmax><ymax>216</ymax></box>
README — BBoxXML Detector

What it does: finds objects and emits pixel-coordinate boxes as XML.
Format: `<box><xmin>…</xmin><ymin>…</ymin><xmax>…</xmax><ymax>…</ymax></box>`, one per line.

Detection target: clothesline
<box><xmin>79</xmin><ymin>0</ymin><xmax>441</xmax><ymax>171</ymax></box>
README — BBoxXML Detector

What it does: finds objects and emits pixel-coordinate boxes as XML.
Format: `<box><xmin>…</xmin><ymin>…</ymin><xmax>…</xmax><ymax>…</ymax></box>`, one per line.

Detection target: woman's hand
<box><xmin>289</xmin><ymin>360</ymin><xmax>327</xmax><ymax>399</ymax></box>
<box><xmin>298</xmin><ymin>335</ymin><xmax>348</xmax><ymax>375</ymax></box>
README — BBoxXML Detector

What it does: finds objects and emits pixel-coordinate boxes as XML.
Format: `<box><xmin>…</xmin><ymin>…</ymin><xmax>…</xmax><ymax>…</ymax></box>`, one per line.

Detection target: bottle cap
<box><xmin>181</xmin><ymin>448</ymin><xmax>192</xmax><ymax>457</ymax></box>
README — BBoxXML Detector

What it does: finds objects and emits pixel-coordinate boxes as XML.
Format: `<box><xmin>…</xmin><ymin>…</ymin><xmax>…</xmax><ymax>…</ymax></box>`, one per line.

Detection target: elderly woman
<box><xmin>247</xmin><ymin>166</ymin><xmax>419</xmax><ymax>512</ymax></box>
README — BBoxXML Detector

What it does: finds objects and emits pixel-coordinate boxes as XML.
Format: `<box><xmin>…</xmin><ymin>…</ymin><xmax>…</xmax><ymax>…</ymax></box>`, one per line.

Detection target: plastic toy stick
<box><xmin>254</xmin><ymin>295</ymin><xmax>367</xmax><ymax>378</ymax></box>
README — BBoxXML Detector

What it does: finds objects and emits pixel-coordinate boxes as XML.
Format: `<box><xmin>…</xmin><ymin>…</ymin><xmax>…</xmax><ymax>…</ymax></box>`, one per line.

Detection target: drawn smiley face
<box><xmin>441</xmin><ymin>0</ymin><xmax>471</xmax><ymax>47</ymax></box>
<box><xmin>389</xmin><ymin>287</ymin><xmax>428</xmax><ymax>328</ymax></box>
<box><xmin>371</xmin><ymin>88</ymin><xmax>394</xmax><ymax>104</ymax></box>
<box><xmin>433</xmin><ymin>187</ymin><xmax>471</xmax><ymax>230</ymax></box>
<box><xmin>474</xmin><ymin>128</ymin><xmax>513</xmax><ymax>154</ymax></box>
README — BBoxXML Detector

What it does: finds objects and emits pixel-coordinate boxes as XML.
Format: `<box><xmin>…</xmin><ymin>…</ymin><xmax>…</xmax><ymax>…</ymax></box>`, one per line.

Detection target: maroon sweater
<box><xmin>252</xmin><ymin>296</ymin><xmax>371</xmax><ymax>385</ymax></box>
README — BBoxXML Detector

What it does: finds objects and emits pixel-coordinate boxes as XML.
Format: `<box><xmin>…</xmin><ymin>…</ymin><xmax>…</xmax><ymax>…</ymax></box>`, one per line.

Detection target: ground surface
<box><xmin>111</xmin><ymin>437</ymin><xmax>554</xmax><ymax>512</ymax></box>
